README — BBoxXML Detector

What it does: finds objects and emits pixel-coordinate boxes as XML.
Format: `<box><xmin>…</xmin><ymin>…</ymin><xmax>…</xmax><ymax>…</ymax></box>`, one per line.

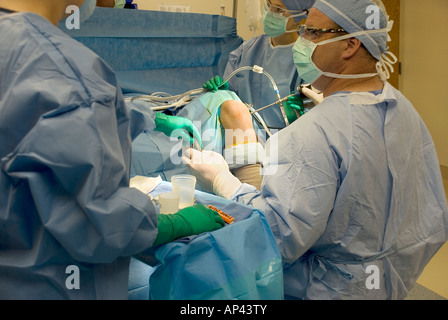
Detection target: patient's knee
<box><xmin>220</xmin><ymin>100</ymin><xmax>253</xmax><ymax>130</ymax></box>
<box><xmin>220</xmin><ymin>100</ymin><xmax>257</xmax><ymax>146</ymax></box>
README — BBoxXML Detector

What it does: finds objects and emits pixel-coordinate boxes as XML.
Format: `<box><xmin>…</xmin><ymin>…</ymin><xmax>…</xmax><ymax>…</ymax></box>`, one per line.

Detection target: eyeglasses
<box><xmin>299</xmin><ymin>25</ymin><xmax>346</xmax><ymax>41</ymax></box>
<box><xmin>265</xmin><ymin>0</ymin><xmax>308</xmax><ymax>16</ymax></box>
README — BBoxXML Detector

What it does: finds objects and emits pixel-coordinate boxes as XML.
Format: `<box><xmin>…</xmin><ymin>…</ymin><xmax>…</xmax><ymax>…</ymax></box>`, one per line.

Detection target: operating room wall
<box><xmin>399</xmin><ymin>0</ymin><xmax>448</xmax><ymax>168</ymax></box>
<box><xmin>136</xmin><ymin>0</ymin><xmax>263</xmax><ymax>40</ymax></box>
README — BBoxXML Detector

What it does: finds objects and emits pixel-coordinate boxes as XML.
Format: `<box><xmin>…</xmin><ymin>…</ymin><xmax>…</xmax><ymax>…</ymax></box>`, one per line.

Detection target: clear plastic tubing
<box><xmin>220</xmin><ymin>65</ymin><xmax>289</xmax><ymax>126</ymax></box>
<box><xmin>131</xmin><ymin>65</ymin><xmax>289</xmax><ymax>126</ymax></box>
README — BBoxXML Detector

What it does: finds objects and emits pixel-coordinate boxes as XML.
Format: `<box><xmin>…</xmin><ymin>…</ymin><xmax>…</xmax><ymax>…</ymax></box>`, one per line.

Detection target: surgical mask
<box><xmin>262</xmin><ymin>5</ymin><xmax>306</xmax><ymax>38</ymax></box>
<box><xmin>293</xmin><ymin>27</ymin><xmax>396</xmax><ymax>84</ymax></box>
<box><xmin>79</xmin><ymin>0</ymin><xmax>97</xmax><ymax>23</ymax></box>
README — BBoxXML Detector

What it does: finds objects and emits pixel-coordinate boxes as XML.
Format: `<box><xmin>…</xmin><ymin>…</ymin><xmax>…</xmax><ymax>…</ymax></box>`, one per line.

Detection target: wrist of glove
<box><xmin>153</xmin><ymin>204</ymin><xmax>225</xmax><ymax>246</ymax></box>
<box><xmin>203</xmin><ymin>76</ymin><xmax>229</xmax><ymax>92</ymax></box>
<box><xmin>154</xmin><ymin>113</ymin><xmax>203</xmax><ymax>147</ymax></box>
<box><xmin>283</xmin><ymin>94</ymin><xmax>305</xmax><ymax>124</ymax></box>
<box><xmin>212</xmin><ymin>169</ymin><xmax>243</xmax><ymax>199</ymax></box>
<box><xmin>301</xmin><ymin>86</ymin><xmax>324</xmax><ymax>106</ymax></box>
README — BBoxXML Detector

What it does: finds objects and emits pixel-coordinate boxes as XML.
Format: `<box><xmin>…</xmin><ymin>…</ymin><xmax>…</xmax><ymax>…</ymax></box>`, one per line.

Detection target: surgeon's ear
<box><xmin>341</xmin><ymin>37</ymin><xmax>362</xmax><ymax>60</ymax></box>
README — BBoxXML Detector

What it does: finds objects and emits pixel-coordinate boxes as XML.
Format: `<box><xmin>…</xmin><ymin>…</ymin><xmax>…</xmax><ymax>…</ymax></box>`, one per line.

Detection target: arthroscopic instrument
<box><xmin>192</xmin><ymin>136</ymin><xmax>202</xmax><ymax>151</ymax></box>
<box><xmin>250</xmin><ymin>85</ymin><xmax>312</xmax><ymax>115</ymax></box>
<box><xmin>250</xmin><ymin>94</ymin><xmax>292</xmax><ymax>115</ymax></box>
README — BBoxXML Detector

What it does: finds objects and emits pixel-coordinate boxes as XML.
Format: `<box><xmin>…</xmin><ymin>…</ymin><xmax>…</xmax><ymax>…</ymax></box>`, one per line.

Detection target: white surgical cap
<box><xmin>282</xmin><ymin>0</ymin><xmax>317</xmax><ymax>22</ymax></box>
<box><xmin>313</xmin><ymin>0</ymin><xmax>391</xmax><ymax>61</ymax></box>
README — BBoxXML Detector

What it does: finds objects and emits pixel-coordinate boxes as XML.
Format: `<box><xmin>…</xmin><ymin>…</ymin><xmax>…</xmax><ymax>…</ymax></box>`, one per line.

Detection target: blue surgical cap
<box><xmin>282</xmin><ymin>0</ymin><xmax>317</xmax><ymax>23</ymax></box>
<box><xmin>313</xmin><ymin>0</ymin><xmax>390</xmax><ymax>60</ymax></box>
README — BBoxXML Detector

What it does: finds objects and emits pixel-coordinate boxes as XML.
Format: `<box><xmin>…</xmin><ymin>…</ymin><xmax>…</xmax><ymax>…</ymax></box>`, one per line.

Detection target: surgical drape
<box><xmin>61</xmin><ymin>7</ymin><xmax>243</xmax><ymax>95</ymax></box>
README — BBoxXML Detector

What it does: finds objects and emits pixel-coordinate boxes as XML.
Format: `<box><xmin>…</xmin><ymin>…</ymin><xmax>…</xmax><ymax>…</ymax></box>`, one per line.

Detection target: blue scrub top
<box><xmin>0</xmin><ymin>11</ymin><xmax>158</xmax><ymax>299</ymax></box>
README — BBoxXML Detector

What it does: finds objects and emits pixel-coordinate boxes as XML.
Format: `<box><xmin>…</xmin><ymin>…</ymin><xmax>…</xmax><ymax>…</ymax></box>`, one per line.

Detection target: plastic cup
<box><xmin>158</xmin><ymin>192</ymin><xmax>180</xmax><ymax>214</ymax></box>
<box><xmin>171</xmin><ymin>174</ymin><xmax>196</xmax><ymax>209</ymax></box>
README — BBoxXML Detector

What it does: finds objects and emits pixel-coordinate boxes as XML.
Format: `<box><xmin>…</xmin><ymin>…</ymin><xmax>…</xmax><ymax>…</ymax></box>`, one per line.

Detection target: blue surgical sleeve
<box><xmin>230</xmin><ymin>113</ymin><xmax>339</xmax><ymax>264</ymax></box>
<box><xmin>126</xmin><ymin>99</ymin><xmax>156</xmax><ymax>141</ymax></box>
<box><xmin>3</xmin><ymin>98</ymin><xmax>159</xmax><ymax>263</ymax></box>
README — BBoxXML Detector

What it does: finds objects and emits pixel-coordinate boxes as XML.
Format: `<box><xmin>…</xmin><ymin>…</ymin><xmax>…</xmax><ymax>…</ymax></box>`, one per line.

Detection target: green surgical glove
<box><xmin>203</xmin><ymin>76</ymin><xmax>229</xmax><ymax>92</ymax></box>
<box><xmin>154</xmin><ymin>113</ymin><xmax>202</xmax><ymax>148</ymax></box>
<box><xmin>153</xmin><ymin>204</ymin><xmax>225</xmax><ymax>246</ymax></box>
<box><xmin>114</xmin><ymin>0</ymin><xmax>126</xmax><ymax>8</ymax></box>
<box><xmin>283</xmin><ymin>94</ymin><xmax>305</xmax><ymax>124</ymax></box>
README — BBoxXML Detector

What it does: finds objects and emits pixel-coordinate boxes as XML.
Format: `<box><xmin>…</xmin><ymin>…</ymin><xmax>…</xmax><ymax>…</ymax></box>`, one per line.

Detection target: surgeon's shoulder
<box><xmin>21</xmin><ymin>13</ymin><xmax>118</xmax><ymax>101</ymax></box>
<box><xmin>228</xmin><ymin>34</ymin><xmax>270</xmax><ymax>62</ymax></box>
<box><xmin>307</xmin><ymin>94</ymin><xmax>351</xmax><ymax>121</ymax></box>
<box><xmin>285</xmin><ymin>94</ymin><xmax>351</xmax><ymax>140</ymax></box>
<box><xmin>239</xmin><ymin>34</ymin><xmax>270</xmax><ymax>53</ymax></box>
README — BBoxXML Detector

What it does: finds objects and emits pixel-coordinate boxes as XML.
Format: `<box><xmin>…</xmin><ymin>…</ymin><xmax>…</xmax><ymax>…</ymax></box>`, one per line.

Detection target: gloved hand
<box><xmin>203</xmin><ymin>75</ymin><xmax>229</xmax><ymax>92</ymax></box>
<box><xmin>301</xmin><ymin>86</ymin><xmax>324</xmax><ymax>106</ymax></box>
<box><xmin>182</xmin><ymin>149</ymin><xmax>229</xmax><ymax>192</ymax></box>
<box><xmin>154</xmin><ymin>112</ymin><xmax>202</xmax><ymax>148</ymax></box>
<box><xmin>182</xmin><ymin>148</ymin><xmax>242</xmax><ymax>198</ymax></box>
<box><xmin>283</xmin><ymin>93</ymin><xmax>305</xmax><ymax>124</ymax></box>
<box><xmin>153</xmin><ymin>204</ymin><xmax>225</xmax><ymax>246</ymax></box>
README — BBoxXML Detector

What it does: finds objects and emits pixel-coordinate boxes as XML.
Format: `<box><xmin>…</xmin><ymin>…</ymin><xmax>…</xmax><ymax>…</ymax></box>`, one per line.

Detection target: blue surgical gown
<box><xmin>224</xmin><ymin>34</ymin><xmax>303</xmax><ymax>129</ymax></box>
<box><xmin>231</xmin><ymin>83</ymin><xmax>448</xmax><ymax>299</ymax></box>
<box><xmin>0</xmin><ymin>12</ymin><xmax>158</xmax><ymax>299</ymax></box>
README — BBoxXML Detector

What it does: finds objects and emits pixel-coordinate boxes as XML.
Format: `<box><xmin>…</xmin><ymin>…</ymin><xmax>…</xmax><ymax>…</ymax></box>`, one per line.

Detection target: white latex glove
<box><xmin>182</xmin><ymin>149</ymin><xmax>242</xmax><ymax>199</ymax></box>
<box><xmin>302</xmin><ymin>86</ymin><xmax>324</xmax><ymax>105</ymax></box>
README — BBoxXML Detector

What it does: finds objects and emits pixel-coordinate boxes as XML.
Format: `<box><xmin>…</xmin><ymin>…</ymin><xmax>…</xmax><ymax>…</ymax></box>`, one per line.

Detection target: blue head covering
<box><xmin>313</xmin><ymin>0</ymin><xmax>390</xmax><ymax>60</ymax></box>
<box><xmin>79</xmin><ymin>0</ymin><xmax>97</xmax><ymax>23</ymax></box>
<box><xmin>282</xmin><ymin>0</ymin><xmax>317</xmax><ymax>23</ymax></box>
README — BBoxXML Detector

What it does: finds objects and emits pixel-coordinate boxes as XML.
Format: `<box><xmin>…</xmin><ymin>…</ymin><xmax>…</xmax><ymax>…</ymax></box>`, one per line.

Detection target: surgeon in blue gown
<box><xmin>185</xmin><ymin>0</ymin><xmax>448</xmax><ymax>299</ymax></box>
<box><xmin>0</xmin><ymin>0</ymin><xmax>224</xmax><ymax>299</ymax></box>
<box><xmin>204</xmin><ymin>0</ymin><xmax>316</xmax><ymax>129</ymax></box>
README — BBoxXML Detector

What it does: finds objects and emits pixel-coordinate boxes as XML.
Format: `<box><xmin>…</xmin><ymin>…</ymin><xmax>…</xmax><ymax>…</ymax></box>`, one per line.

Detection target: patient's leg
<box><xmin>219</xmin><ymin>100</ymin><xmax>262</xmax><ymax>190</ymax></box>
<box><xmin>219</xmin><ymin>100</ymin><xmax>258</xmax><ymax>146</ymax></box>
